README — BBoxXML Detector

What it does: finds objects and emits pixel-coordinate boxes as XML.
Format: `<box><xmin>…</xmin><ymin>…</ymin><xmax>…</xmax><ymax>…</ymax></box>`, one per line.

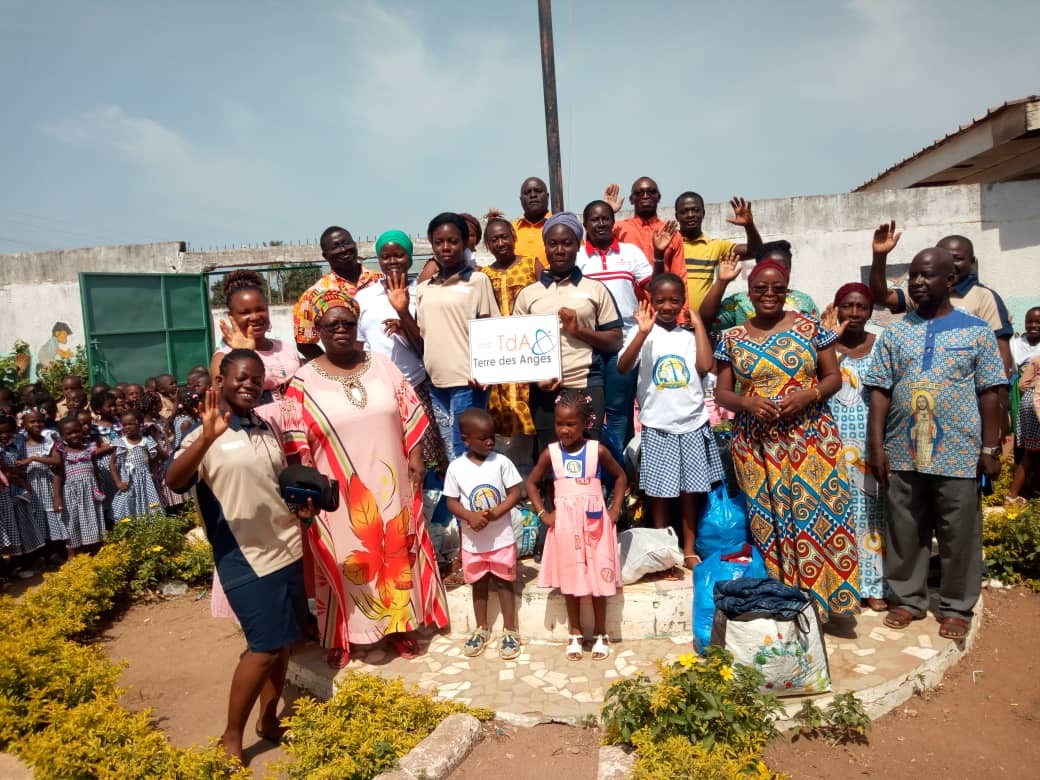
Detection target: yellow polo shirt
<box><xmin>683</xmin><ymin>234</ymin><xmax>735</xmax><ymax>313</ymax></box>
<box><xmin>514</xmin><ymin>213</ymin><xmax>550</xmax><ymax>266</ymax></box>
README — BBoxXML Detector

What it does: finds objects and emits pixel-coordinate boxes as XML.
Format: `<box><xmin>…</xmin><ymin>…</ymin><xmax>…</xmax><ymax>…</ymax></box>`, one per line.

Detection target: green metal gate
<box><xmin>79</xmin><ymin>273</ymin><xmax>213</xmax><ymax>385</ymax></box>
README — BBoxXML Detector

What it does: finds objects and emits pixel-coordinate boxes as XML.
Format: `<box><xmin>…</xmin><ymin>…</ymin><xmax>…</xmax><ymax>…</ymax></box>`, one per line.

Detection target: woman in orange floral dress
<box><xmin>282</xmin><ymin>291</ymin><xmax>448</xmax><ymax>668</ymax></box>
<box><xmin>479</xmin><ymin>212</ymin><xmax>540</xmax><ymax>467</ymax></box>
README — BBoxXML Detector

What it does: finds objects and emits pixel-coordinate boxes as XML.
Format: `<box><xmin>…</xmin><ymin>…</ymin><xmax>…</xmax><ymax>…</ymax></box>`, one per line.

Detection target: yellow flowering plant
<box><xmin>106</xmin><ymin>513</ymin><xmax>213</xmax><ymax>594</ymax></box>
<box><xmin>602</xmin><ymin>646</ymin><xmax>782</xmax><ymax>759</ymax></box>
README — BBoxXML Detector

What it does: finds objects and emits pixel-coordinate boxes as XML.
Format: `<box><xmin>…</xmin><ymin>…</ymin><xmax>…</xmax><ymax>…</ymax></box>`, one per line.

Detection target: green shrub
<box><xmin>37</xmin><ymin>345</ymin><xmax>89</xmax><ymax>398</ymax></box>
<box><xmin>602</xmin><ymin>647</ymin><xmax>782</xmax><ymax>755</ymax></box>
<box><xmin>984</xmin><ymin>499</ymin><xmax>1040</xmax><ymax>590</ymax></box>
<box><xmin>0</xmin><ymin>540</ymin><xmax>246</xmax><ymax>778</ymax></box>
<box><xmin>277</xmin><ymin>672</ymin><xmax>493</xmax><ymax>780</ymax></box>
<box><xmin>107</xmin><ymin>514</ymin><xmax>213</xmax><ymax>593</ymax></box>
<box><xmin>0</xmin><ymin>340</ymin><xmax>31</xmax><ymax>392</ymax></box>
<box><xmin>982</xmin><ymin>458</ymin><xmax>1015</xmax><ymax>507</ymax></box>
<box><xmin>630</xmin><ymin>731</ymin><xmax>786</xmax><ymax>779</ymax></box>
<box><xmin>792</xmin><ymin>692</ymin><xmax>870</xmax><ymax>745</ymax></box>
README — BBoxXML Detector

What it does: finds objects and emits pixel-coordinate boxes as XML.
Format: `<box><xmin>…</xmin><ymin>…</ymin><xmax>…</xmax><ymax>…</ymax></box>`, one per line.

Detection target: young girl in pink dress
<box><xmin>526</xmin><ymin>390</ymin><xmax>627</xmax><ymax>661</ymax></box>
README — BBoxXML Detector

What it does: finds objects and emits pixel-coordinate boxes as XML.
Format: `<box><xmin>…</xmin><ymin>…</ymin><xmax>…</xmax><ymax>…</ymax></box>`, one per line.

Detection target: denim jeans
<box><xmin>603</xmin><ymin>351</ymin><xmax>637</xmax><ymax>450</ymax></box>
<box><xmin>429</xmin><ymin>385</ymin><xmax>489</xmax><ymax>461</ymax></box>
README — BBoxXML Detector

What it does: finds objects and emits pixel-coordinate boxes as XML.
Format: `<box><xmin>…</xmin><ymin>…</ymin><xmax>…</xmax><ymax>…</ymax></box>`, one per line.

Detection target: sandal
<box><xmin>499</xmin><ymin>629</ymin><xmax>521</xmax><ymax>660</ymax></box>
<box><xmin>389</xmin><ymin>634</ymin><xmax>420</xmax><ymax>659</ymax></box>
<box><xmin>591</xmin><ymin>634</ymin><xmax>611</xmax><ymax>660</ymax></box>
<box><xmin>683</xmin><ymin>554</ymin><xmax>702</xmax><ymax>570</ymax></box>
<box><xmin>883</xmin><ymin>606</ymin><xmax>922</xmax><ymax>630</ymax></box>
<box><xmin>326</xmin><ymin>648</ymin><xmax>349</xmax><ymax>669</ymax></box>
<box><xmin>566</xmin><ymin>634</ymin><xmax>583</xmax><ymax>661</ymax></box>
<box><xmin>463</xmin><ymin>628</ymin><xmax>491</xmax><ymax>658</ymax></box>
<box><xmin>864</xmin><ymin>597</ymin><xmax>889</xmax><ymax>612</ymax></box>
<box><xmin>938</xmin><ymin>616</ymin><xmax>971</xmax><ymax>640</ymax></box>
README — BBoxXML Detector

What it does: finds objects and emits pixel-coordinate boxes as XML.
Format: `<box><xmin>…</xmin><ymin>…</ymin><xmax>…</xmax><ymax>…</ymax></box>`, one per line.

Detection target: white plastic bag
<box><xmin>711</xmin><ymin>602</ymin><xmax>831</xmax><ymax>696</ymax></box>
<box><xmin>618</xmin><ymin>526</ymin><xmax>684</xmax><ymax>585</ymax></box>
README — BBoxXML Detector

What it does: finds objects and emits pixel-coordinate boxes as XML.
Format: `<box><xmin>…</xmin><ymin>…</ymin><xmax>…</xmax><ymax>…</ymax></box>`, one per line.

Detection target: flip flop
<box><xmin>938</xmin><ymin>616</ymin><xmax>971</xmax><ymax>640</ymax></box>
<box><xmin>864</xmin><ymin>597</ymin><xmax>889</xmax><ymax>612</ymax></box>
<box><xmin>883</xmin><ymin>606</ymin><xmax>922</xmax><ymax>630</ymax></box>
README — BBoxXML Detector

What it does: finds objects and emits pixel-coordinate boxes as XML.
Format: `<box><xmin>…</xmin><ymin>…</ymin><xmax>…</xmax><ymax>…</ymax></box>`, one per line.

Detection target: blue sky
<box><xmin>1</xmin><ymin>0</ymin><xmax>1037</xmax><ymax>252</ymax></box>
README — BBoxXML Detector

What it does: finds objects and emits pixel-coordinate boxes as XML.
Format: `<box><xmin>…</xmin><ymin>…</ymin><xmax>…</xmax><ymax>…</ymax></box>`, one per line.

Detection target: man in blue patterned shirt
<box><xmin>864</xmin><ymin>247</ymin><xmax>1006</xmax><ymax>641</ymax></box>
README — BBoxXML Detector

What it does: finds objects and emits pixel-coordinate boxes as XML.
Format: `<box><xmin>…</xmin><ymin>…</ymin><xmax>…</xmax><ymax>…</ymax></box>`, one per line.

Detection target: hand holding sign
<box><xmin>469</xmin><ymin>314</ymin><xmax>562</xmax><ymax>385</ymax></box>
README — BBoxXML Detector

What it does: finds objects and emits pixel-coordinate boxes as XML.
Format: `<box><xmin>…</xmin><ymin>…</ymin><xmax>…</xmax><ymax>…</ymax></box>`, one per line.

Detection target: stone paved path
<box><xmin>287</xmin><ymin>599</ymin><xmax>967</xmax><ymax>724</ymax></box>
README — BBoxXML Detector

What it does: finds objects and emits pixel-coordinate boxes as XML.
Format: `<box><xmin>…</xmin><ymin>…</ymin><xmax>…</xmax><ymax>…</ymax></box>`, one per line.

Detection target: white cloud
<box><xmin>336</xmin><ymin>2</ymin><xmax>533</xmax><ymax>147</ymax></box>
<box><xmin>40</xmin><ymin>105</ymin><xmax>277</xmax><ymax>229</ymax></box>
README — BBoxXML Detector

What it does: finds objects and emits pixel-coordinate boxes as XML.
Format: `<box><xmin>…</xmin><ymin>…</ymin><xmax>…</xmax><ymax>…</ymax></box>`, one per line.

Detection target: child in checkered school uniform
<box><xmin>617</xmin><ymin>274</ymin><xmax>724</xmax><ymax>570</ymax></box>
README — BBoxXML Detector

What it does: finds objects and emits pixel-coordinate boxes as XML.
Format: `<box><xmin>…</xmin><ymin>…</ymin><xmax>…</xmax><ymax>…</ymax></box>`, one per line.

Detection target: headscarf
<box><xmin>747</xmin><ymin>259</ymin><xmax>790</xmax><ymax>286</ymax></box>
<box><xmin>542</xmin><ymin>211</ymin><xmax>583</xmax><ymax>243</ymax></box>
<box><xmin>312</xmin><ymin>288</ymin><xmax>360</xmax><ymax>323</ymax></box>
<box><xmin>833</xmin><ymin>282</ymin><xmax>874</xmax><ymax>309</ymax></box>
<box><xmin>375</xmin><ymin>230</ymin><xmax>413</xmax><ymax>258</ymax></box>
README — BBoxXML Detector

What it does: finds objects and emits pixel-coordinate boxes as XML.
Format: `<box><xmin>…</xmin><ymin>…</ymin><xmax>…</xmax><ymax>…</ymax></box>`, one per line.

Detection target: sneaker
<box><xmin>499</xmin><ymin>630</ymin><xmax>521</xmax><ymax>660</ymax></box>
<box><xmin>463</xmin><ymin>627</ymin><xmax>490</xmax><ymax>658</ymax></box>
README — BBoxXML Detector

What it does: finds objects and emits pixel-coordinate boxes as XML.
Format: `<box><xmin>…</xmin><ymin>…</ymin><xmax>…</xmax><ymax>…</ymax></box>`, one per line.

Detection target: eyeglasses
<box><xmin>318</xmin><ymin>320</ymin><xmax>358</xmax><ymax>334</ymax></box>
<box><xmin>751</xmin><ymin>285</ymin><xmax>788</xmax><ymax>295</ymax></box>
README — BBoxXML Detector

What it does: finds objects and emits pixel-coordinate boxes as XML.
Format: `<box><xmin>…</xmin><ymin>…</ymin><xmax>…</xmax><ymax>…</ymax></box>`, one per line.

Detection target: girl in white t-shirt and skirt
<box><xmin>617</xmin><ymin>273</ymin><xmax>723</xmax><ymax>568</ymax></box>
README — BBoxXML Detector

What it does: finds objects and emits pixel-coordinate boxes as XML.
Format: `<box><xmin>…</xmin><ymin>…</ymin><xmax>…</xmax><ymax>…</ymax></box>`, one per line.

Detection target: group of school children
<box><xmin>0</xmin><ymin>370</ymin><xmax>205</xmax><ymax>580</ymax></box>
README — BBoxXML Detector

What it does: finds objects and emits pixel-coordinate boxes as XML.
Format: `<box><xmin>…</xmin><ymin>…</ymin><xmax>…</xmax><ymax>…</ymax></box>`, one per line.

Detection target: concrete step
<box><xmin>444</xmin><ymin>559</ymin><xmax>692</xmax><ymax>642</ymax></box>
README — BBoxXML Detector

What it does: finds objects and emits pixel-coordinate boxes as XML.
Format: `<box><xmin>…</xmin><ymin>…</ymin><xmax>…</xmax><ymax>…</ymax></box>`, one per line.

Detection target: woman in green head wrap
<box><xmin>356</xmin><ymin>230</ymin><xmax>448</xmax><ymax>472</ymax></box>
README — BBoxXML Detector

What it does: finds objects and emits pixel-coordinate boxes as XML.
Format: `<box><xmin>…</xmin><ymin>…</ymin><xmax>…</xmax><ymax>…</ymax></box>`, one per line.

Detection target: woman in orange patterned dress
<box><xmin>478</xmin><ymin>211</ymin><xmax>541</xmax><ymax>467</ymax></box>
<box><xmin>282</xmin><ymin>291</ymin><xmax>447</xmax><ymax>668</ymax></box>
<box><xmin>714</xmin><ymin>260</ymin><xmax>860</xmax><ymax>619</ymax></box>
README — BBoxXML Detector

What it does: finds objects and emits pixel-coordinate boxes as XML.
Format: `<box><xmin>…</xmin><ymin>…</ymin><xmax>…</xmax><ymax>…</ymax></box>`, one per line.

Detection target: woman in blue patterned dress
<box><xmin>110</xmin><ymin>411</ymin><xmax>162</xmax><ymax>521</ymax></box>
<box><xmin>825</xmin><ymin>283</ymin><xmax>887</xmax><ymax>611</ymax></box>
<box><xmin>714</xmin><ymin>260</ymin><xmax>860</xmax><ymax>619</ymax></box>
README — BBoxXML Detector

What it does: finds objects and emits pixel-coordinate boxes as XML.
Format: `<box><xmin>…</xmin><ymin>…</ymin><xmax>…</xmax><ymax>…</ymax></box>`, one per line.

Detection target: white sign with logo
<box><xmin>468</xmin><ymin>314</ymin><xmax>561</xmax><ymax>385</ymax></box>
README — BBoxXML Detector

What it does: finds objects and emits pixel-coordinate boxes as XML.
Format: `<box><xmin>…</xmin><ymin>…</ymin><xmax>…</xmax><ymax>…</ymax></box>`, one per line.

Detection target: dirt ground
<box><xmin>765</xmin><ymin>586</ymin><xmax>1040</xmax><ymax>778</ymax></box>
<box><xmin>100</xmin><ymin>590</ymin><xmax>293</xmax><ymax>778</ymax></box>
<box><xmin>98</xmin><ymin>585</ymin><xmax>1040</xmax><ymax>779</ymax></box>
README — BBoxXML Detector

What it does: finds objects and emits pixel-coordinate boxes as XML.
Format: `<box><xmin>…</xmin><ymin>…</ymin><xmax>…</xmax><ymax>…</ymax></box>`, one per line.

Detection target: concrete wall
<box><xmin>2</xmin><ymin>182</ymin><xmax>1038</xmax><ymax>382</ymax></box>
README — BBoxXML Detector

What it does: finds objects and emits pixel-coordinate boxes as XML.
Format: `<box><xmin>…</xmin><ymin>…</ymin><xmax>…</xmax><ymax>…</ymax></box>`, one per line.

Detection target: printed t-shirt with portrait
<box><xmin>173</xmin><ymin>415</ymin><xmax>303</xmax><ymax>591</ymax></box>
<box><xmin>862</xmin><ymin>308</ymin><xmax>1007</xmax><ymax>479</ymax></box>
<box><xmin>512</xmin><ymin>268</ymin><xmax>622</xmax><ymax>388</ymax></box>
<box><xmin>576</xmin><ymin>240</ymin><xmax>653</xmax><ymax>337</ymax></box>
<box><xmin>415</xmin><ymin>267</ymin><xmax>501</xmax><ymax>388</ymax></box>
<box><xmin>355</xmin><ymin>279</ymin><xmax>427</xmax><ymax>388</ymax></box>
<box><xmin>683</xmin><ymin>234</ymin><xmax>735</xmax><ymax>313</ymax></box>
<box><xmin>623</xmin><ymin>324</ymin><xmax>709</xmax><ymax>434</ymax></box>
<box><xmin>442</xmin><ymin>452</ymin><xmax>523</xmax><ymax>553</ymax></box>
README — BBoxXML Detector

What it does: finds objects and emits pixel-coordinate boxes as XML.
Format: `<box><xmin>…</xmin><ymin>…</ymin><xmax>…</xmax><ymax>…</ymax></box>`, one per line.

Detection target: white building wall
<box><xmin>2</xmin><ymin>182</ymin><xmax>1038</xmax><ymax>382</ymax></box>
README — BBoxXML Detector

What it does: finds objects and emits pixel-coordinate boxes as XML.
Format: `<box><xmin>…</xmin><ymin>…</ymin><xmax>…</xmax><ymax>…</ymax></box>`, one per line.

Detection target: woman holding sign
<box><xmin>512</xmin><ymin>212</ymin><xmax>623</xmax><ymax>451</ymax></box>
<box><xmin>415</xmin><ymin>213</ymin><xmax>501</xmax><ymax>460</ymax></box>
<box><xmin>479</xmin><ymin>210</ymin><xmax>540</xmax><ymax>469</ymax></box>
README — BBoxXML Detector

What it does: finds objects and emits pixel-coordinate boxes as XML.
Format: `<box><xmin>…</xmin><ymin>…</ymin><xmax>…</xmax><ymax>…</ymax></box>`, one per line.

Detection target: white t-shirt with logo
<box><xmin>442</xmin><ymin>452</ymin><xmax>523</xmax><ymax>553</ymax></box>
<box><xmin>623</xmin><ymin>324</ymin><xmax>709</xmax><ymax>433</ymax></box>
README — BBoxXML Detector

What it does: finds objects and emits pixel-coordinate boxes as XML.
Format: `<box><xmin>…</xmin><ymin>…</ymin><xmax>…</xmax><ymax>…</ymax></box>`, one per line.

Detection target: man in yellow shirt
<box><xmin>513</xmin><ymin>177</ymin><xmax>550</xmax><ymax>265</ymax></box>
<box><xmin>676</xmin><ymin>192</ymin><xmax>761</xmax><ymax>313</ymax></box>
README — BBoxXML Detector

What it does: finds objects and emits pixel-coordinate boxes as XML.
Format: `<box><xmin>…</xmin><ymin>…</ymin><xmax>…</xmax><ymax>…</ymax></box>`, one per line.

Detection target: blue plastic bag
<box><xmin>695</xmin><ymin>484</ymin><xmax>749</xmax><ymax>560</ymax></box>
<box><xmin>693</xmin><ymin>544</ymin><xmax>768</xmax><ymax>653</ymax></box>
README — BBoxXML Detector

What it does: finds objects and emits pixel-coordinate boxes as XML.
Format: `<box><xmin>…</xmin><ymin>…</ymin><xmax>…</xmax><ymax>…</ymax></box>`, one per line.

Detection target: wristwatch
<box><xmin>980</xmin><ymin>446</ymin><xmax>1001</xmax><ymax>458</ymax></box>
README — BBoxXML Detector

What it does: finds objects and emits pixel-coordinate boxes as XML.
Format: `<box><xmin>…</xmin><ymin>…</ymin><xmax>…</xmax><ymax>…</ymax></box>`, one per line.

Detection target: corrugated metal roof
<box><xmin>853</xmin><ymin>95</ymin><xmax>1040</xmax><ymax>191</ymax></box>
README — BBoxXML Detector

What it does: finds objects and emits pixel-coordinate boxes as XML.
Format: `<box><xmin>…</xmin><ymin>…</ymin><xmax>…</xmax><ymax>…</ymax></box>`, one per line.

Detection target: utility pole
<box><xmin>537</xmin><ymin>0</ymin><xmax>564</xmax><ymax>212</ymax></box>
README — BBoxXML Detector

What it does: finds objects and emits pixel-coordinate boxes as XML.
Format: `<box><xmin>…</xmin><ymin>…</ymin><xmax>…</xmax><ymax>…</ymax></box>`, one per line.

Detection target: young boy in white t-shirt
<box><xmin>617</xmin><ymin>273</ymin><xmax>725</xmax><ymax>569</ymax></box>
<box><xmin>443</xmin><ymin>408</ymin><xmax>523</xmax><ymax>659</ymax></box>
